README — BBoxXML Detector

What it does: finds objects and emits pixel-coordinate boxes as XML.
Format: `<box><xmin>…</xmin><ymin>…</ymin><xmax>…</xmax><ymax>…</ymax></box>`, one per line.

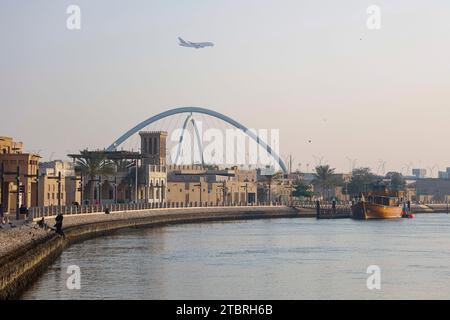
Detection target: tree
<box><xmin>312</xmin><ymin>165</ymin><xmax>337</xmax><ymax>199</ymax></box>
<box><xmin>75</xmin><ymin>150</ymin><xmax>115</xmax><ymax>204</ymax></box>
<box><xmin>385</xmin><ymin>172</ymin><xmax>406</xmax><ymax>191</ymax></box>
<box><xmin>113</xmin><ymin>159</ymin><xmax>134</xmax><ymax>173</ymax></box>
<box><xmin>257</xmin><ymin>184</ymin><xmax>268</xmax><ymax>203</ymax></box>
<box><xmin>292</xmin><ymin>179</ymin><xmax>313</xmax><ymax>199</ymax></box>
<box><xmin>347</xmin><ymin>167</ymin><xmax>379</xmax><ymax>196</ymax></box>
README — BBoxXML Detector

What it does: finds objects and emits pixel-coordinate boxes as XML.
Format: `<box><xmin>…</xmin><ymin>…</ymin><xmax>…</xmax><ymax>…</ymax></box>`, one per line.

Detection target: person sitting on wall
<box><xmin>37</xmin><ymin>217</ymin><xmax>49</xmax><ymax>230</ymax></box>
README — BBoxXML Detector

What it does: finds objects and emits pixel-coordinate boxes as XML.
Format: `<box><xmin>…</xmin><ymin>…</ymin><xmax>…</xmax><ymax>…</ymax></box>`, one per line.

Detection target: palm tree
<box><xmin>313</xmin><ymin>165</ymin><xmax>336</xmax><ymax>200</ymax></box>
<box><xmin>114</xmin><ymin>159</ymin><xmax>134</xmax><ymax>173</ymax></box>
<box><xmin>75</xmin><ymin>150</ymin><xmax>115</xmax><ymax>204</ymax></box>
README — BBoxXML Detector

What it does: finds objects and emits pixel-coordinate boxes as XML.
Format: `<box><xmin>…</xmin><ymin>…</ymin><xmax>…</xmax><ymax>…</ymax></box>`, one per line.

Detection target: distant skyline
<box><xmin>1</xmin><ymin>1</ymin><xmax>450</xmax><ymax>175</ymax></box>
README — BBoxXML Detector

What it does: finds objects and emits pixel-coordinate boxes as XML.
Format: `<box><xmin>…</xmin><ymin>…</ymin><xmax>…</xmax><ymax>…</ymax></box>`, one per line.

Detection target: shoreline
<box><xmin>0</xmin><ymin>206</ymin><xmax>312</xmax><ymax>300</ymax></box>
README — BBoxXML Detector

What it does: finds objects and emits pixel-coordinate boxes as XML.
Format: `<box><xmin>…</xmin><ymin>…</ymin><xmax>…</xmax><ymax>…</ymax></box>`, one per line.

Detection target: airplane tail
<box><xmin>178</xmin><ymin>37</ymin><xmax>188</xmax><ymax>45</ymax></box>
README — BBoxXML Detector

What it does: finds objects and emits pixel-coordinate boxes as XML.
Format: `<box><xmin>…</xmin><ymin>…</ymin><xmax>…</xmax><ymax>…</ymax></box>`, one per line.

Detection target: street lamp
<box><xmin>41</xmin><ymin>171</ymin><xmax>64</xmax><ymax>213</ymax></box>
<box><xmin>240</xmin><ymin>183</ymin><xmax>248</xmax><ymax>206</ymax></box>
<box><xmin>217</xmin><ymin>181</ymin><xmax>228</xmax><ymax>206</ymax></box>
<box><xmin>193</xmin><ymin>182</ymin><xmax>202</xmax><ymax>207</ymax></box>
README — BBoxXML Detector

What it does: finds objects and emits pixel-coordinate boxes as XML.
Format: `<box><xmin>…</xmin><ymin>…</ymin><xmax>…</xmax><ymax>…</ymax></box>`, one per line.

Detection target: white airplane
<box><xmin>178</xmin><ymin>37</ymin><xmax>214</xmax><ymax>49</ymax></box>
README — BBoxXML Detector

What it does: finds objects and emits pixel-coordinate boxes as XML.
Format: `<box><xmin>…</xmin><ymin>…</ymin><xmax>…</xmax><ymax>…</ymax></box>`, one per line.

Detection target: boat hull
<box><xmin>351</xmin><ymin>202</ymin><xmax>402</xmax><ymax>220</ymax></box>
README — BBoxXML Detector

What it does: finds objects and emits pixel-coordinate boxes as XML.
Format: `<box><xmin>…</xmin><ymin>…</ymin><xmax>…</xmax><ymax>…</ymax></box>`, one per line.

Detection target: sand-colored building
<box><xmin>0</xmin><ymin>136</ymin><xmax>40</xmax><ymax>215</ymax></box>
<box><xmin>0</xmin><ymin>136</ymin><xmax>23</xmax><ymax>154</ymax></box>
<box><xmin>37</xmin><ymin>160</ymin><xmax>81</xmax><ymax>207</ymax></box>
<box><xmin>166</xmin><ymin>166</ymin><xmax>257</xmax><ymax>206</ymax></box>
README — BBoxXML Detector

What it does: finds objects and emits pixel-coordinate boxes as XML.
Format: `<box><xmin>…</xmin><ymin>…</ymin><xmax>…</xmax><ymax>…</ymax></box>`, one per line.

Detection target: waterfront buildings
<box><xmin>38</xmin><ymin>160</ymin><xmax>81</xmax><ymax>207</ymax></box>
<box><xmin>415</xmin><ymin>178</ymin><xmax>450</xmax><ymax>203</ymax></box>
<box><xmin>166</xmin><ymin>165</ymin><xmax>258</xmax><ymax>206</ymax></box>
<box><xmin>0</xmin><ymin>136</ymin><xmax>40</xmax><ymax>215</ymax></box>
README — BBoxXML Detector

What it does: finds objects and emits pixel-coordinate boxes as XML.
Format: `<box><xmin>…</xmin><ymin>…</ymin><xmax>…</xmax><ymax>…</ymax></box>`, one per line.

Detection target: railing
<box><xmin>29</xmin><ymin>201</ymin><xmax>285</xmax><ymax>220</ymax></box>
<box><xmin>293</xmin><ymin>201</ymin><xmax>352</xmax><ymax>219</ymax></box>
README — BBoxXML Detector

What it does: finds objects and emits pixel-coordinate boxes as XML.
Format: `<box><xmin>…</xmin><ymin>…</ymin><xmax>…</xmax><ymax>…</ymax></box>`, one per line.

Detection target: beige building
<box><xmin>166</xmin><ymin>166</ymin><xmax>257</xmax><ymax>206</ymax></box>
<box><xmin>40</xmin><ymin>160</ymin><xmax>75</xmax><ymax>177</ymax></box>
<box><xmin>0</xmin><ymin>136</ymin><xmax>23</xmax><ymax>154</ymax></box>
<box><xmin>38</xmin><ymin>174</ymin><xmax>66</xmax><ymax>207</ymax></box>
<box><xmin>269</xmin><ymin>179</ymin><xmax>294</xmax><ymax>205</ymax></box>
<box><xmin>38</xmin><ymin>160</ymin><xmax>81</xmax><ymax>207</ymax></box>
<box><xmin>0</xmin><ymin>136</ymin><xmax>40</xmax><ymax>215</ymax></box>
<box><xmin>65</xmin><ymin>176</ymin><xmax>82</xmax><ymax>205</ymax></box>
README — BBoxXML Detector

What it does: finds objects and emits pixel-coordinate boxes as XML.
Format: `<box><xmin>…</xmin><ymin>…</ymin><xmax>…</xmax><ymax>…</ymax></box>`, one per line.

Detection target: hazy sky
<box><xmin>1</xmin><ymin>0</ymin><xmax>449</xmax><ymax>175</ymax></box>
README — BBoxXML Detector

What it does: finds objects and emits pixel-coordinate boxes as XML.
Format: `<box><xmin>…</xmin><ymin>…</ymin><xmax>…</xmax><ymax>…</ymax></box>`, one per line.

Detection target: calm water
<box><xmin>22</xmin><ymin>214</ymin><xmax>450</xmax><ymax>300</ymax></box>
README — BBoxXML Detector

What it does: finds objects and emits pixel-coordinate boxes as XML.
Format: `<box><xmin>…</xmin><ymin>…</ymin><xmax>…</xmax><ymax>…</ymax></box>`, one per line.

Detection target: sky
<box><xmin>1</xmin><ymin>0</ymin><xmax>450</xmax><ymax>175</ymax></box>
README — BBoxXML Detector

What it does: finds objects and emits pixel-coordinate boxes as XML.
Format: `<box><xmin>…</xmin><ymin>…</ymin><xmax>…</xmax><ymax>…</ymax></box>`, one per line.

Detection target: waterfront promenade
<box><xmin>0</xmin><ymin>204</ymin><xmax>313</xmax><ymax>299</ymax></box>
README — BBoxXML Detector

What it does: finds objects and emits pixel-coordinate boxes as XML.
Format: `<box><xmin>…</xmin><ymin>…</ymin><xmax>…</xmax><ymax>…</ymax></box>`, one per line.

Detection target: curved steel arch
<box><xmin>174</xmin><ymin>113</ymin><xmax>204</xmax><ymax>165</ymax></box>
<box><xmin>107</xmin><ymin>106</ymin><xmax>288</xmax><ymax>173</ymax></box>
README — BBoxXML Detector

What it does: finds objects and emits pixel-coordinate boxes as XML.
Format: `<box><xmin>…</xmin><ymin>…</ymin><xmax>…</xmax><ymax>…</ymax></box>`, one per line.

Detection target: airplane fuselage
<box><xmin>178</xmin><ymin>37</ymin><xmax>214</xmax><ymax>49</ymax></box>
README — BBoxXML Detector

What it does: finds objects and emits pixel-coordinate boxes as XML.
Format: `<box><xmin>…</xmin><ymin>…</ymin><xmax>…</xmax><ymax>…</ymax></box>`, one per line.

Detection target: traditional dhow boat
<box><xmin>351</xmin><ymin>185</ymin><xmax>403</xmax><ymax>220</ymax></box>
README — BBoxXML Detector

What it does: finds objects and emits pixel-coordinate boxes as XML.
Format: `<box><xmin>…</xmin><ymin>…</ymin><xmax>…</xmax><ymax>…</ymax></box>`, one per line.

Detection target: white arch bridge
<box><xmin>107</xmin><ymin>107</ymin><xmax>288</xmax><ymax>173</ymax></box>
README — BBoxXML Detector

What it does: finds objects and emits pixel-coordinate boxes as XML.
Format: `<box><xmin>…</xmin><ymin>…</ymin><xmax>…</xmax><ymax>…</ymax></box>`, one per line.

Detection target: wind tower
<box><xmin>139</xmin><ymin>131</ymin><xmax>167</xmax><ymax>166</ymax></box>
<box><xmin>138</xmin><ymin>131</ymin><xmax>168</xmax><ymax>203</ymax></box>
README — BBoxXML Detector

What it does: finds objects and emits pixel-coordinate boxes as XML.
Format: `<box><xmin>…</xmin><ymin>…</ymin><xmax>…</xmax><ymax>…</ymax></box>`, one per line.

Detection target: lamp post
<box><xmin>58</xmin><ymin>171</ymin><xmax>62</xmax><ymax>208</ymax></box>
<box><xmin>160</xmin><ymin>180</ymin><xmax>165</xmax><ymax>204</ymax></box>
<box><xmin>98</xmin><ymin>175</ymin><xmax>103</xmax><ymax>205</ymax></box>
<box><xmin>16</xmin><ymin>165</ymin><xmax>20</xmax><ymax>220</ymax></box>
<box><xmin>0</xmin><ymin>162</ymin><xmax>4</xmax><ymax>214</ymax></box>
<box><xmin>218</xmin><ymin>181</ymin><xmax>228</xmax><ymax>206</ymax></box>
<box><xmin>78</xmin><ymin>174</ymin><xmax>84</xmax><ymax>205</ymax></box>
<box><xmin>194</xmin><ymin>182</ymin><xmax>202</xmax><ymax>207</ymax></box>
<box><xmin>149</xmin><ymin>181</ymin><xmax>154</xmax><ymax>203</ymax></box>
<box><xmin>46</xmin><ymin>171</ymin><xmax>63</xmax><ymax>213</ymax></box>
<box><xmin>35</xmin><ymin>169</ymin><xmax>39</xmax><ymax>208</ymax></box>
<box><xmin>23</xmin><ymin>169</ymin><xmax>40</xmax><ymax>215</ymax></box>
<box><xmin>113</xmin><ymin>176</ymin><xmax>117</xmax><ymax>204</ymax></box>
<box><xmin>71</xmin><ymin>173</ymin><xmax>84</xmax><ymax>205</ymax></box>
<box><xmin>134</xmin><ymin>159</ymin><xmax>139</xmax><ymax>203</ymax></box>
<box><xmin>240</xmin><ymin>183</ymin><xmax>248</xmax><ymax>206</ymax></box>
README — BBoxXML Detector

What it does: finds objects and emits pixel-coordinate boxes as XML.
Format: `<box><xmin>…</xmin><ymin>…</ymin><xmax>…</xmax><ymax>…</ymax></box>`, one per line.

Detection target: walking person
<box><xmin>54</xmin><ymin>212</ymin><xmax>65</xmax><ymax>238</ymax></box>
